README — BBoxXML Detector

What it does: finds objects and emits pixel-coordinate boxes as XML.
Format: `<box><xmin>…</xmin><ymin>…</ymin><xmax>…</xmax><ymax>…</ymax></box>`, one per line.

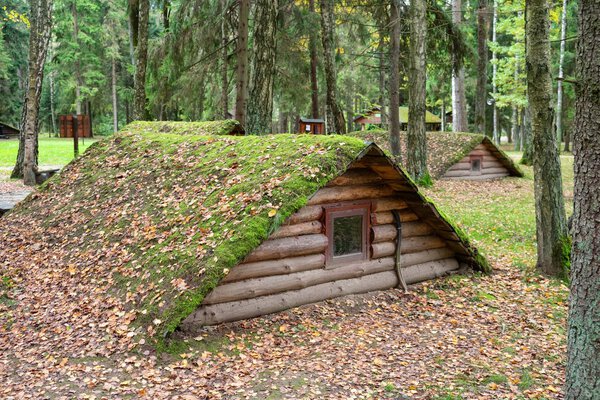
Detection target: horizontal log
<box><xmin>445</xmin><ymin>173</ymin><xmax>509</xmax><ymax>181</ymax></box>
<box><xmin>372</xmin><ymin>197</ymin><xmax>408</xmax><ymax>212</ymax></box>
<box><xmin>326</xmin><ymin>168</ymin><xmax>382</xmax><ymax>187</ymax></box>
<box><xmin>371</xmin><ymin>211</ymin><xmax>419</xmax><ymax>225</ymax></box>
<box><xmin>204</xmin><ymin>257</ymin><xmax>396</xmax><ymax>305</ymax></box>
<box><xmin>448</xmin><ymin>162</ymin><xmax>473</xmax><ymax>171</ymax></box>
<box><xmin>400</xmin><ymin>247</ymin><xmax>455</xmax><ymax>268</ymax></box>
<box><xmin>482</xmin><ymin>167</ymin><xmax>509</xmax><ymax>175</ymax></box>
<box><xmin>307</xmin><ymin>184</ymin><xmax>395</xmax><ymax>205</ymax></box>
<box><xmin>371</xmin><ymin>235</ymin><xmax>447</xmax><ymax>258</ymax></box>
<box><xmin>402</xmin><ymin>258</ymin><xmax>460</xmax><ymax>284</ymax></box>
<box><xmin>270</xmin><ymin>221</ymin><xmax>322</xmax><ymax>239</ymax></box>
<box><xmin>443</xmin><ymin>169</ymin><xmax>477</xmax><ymax>178</ymax></box>
<box><xmin>371</xmin><ymin>222</ymin><xmax>434</xmax><ymax>243</ymax></box>
<box><xmin>285</xmin><ymin>205</ymin><xmax>323</xmax><ymax>225</ymax></box>
<box><xmin>481</xmin><ymin>161</ymin><xmax>504</xmax><ymax>169</ymax></box>
<box><xmin>467</xmin><ymin>149</ymin><xmax>493</xmax><ymax>157</ymax></box>
<box><xmin>222</xmin><ymin>254</ymin><xmax>326</xmax><ymax>283</ymax></box>
<box><xmin>351</xmin><ymin>155</ymin><xmax>392</xmax><ymax>168</ymax></box>
<box><xmin>483</xmin><ymin>155</ymin><xmax>502</xmax><ymax>162</ymax></box>
<box><xmin>474</xmin><ymin>144</ymin><xmax>488</xmax><ymax>151</ymax></box>
<box><xmin>184</xmin><ymin>270</ymin><xmax>400</xmax><ymax>326</ymax></box>
<box><xmin>243</xmin><ymin>234</ymin><xmax>328</xmax><ymax>263</ymax></box>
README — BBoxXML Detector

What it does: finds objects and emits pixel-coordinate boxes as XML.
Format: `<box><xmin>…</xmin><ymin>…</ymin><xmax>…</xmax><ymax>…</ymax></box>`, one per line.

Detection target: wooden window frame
<box><xmin>324</xmin><ymin>201</ymin><xmax>371</xmax><ymax>268</ymax></box>
<box><xmin>470</xmin><ymin>155</ymin><xmax>483</xmax><ymax>175</ymax></box>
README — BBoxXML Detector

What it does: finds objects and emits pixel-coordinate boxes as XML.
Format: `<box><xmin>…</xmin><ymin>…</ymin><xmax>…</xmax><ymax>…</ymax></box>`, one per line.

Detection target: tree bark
<box><xmin>112</xmin><ymin>57</ymin><xmax>118</xmax><ymax>133</ymax></box>
<box><xmin>555</xmin><ymin>0</ymin><xmax>567</xmax><ymax>147</ymax></box>
<box><xmin>309</xmin><ymin>0</ymin><xmax>320</xmax><ymax>119</ymax></box>
<box><xmin>492</xmin><ymin>0</ymin><xmax>499</xmax><ymax>143</ymax></box>
<box><xmin>320</xmin><ymin>0</ymin><xmax>346</xmax><ymax>134</ymax></box>
<box><xmin>407</xmin><ymin>0</ymin><xmax>430</xmax><ymax>183</ymax></box>
<box><xmin>234</xmin><ymin>0</ymin><xmax>249</xmax><ymax>126</ymax></box>
<box><xmin>565</xmin><ymin>0</ymin><xmax>600</xmax><ymax>396</ymax></box>
<box><xmin>246</xmin><ymin>0</ymin><xmax>278</xmax><ymax>135</ymax></box>
<box><xmin>525</xmin><ymin>0</ymin><xmax>568</xmax><ymax>277</ymax></box>
<box><xmin>378</xmin><ymin>18</ymin><xmax>387</xmax><ymax>128</ymax></box>
<box><xmin>451</xmin><ymin>0</ymin><xmax>468</xmax><ymax>132</ymax></box>
<box><xmin>389</xmin><ymin>0</ymin><xmax>401</xmax><ymax>156</ymax></box>
<box><xmin>132</xmin><ymin>0</ymin><xmax>149</xmax><ymax>121</ymax></box>
<box><xmin>72</xmin><ymin>1</ymin><xmax>82</xmax><ymax>115</ymax></box>
<box><xmin>12</xmin><ymin>0</ymin><xmax>53</xmax><ymax>182</ymax></box>
<box><xmin>475</xmin><ymin>0</ymin><xmax>488</xmax><ymax>134</ymax></box>
<box><xmin>220</xmin><ymin>0</ymin><xmax>229</xmax><ymax>119</ymax></box>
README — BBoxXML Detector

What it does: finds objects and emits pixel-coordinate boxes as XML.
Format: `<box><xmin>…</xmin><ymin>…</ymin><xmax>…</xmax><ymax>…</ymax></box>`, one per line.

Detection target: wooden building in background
<box><xmin>59</xmin><ymin>115</ymin><xmax>93</xmax><ymax>138</ymax></box>
<box><xmin>0</xmin><ymin>122</ymin><xmax>20</xmax><ymax>138</ymax></box>
<box><xmin>298</xmin><ymin>118</ymin><xmax>325</xmax><ymax>134</ymax></box>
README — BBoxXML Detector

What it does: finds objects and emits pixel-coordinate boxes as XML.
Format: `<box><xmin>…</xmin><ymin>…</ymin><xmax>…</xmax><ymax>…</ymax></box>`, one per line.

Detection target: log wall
<box><xmin>183</xmin><ymin>164</ymin><xmax>462</xmax><ymax>328</ymax></box>
<box><xmin>443</xmin><ymin>144</ymin><xmax>510</xmax><ymax>180</ymax></box>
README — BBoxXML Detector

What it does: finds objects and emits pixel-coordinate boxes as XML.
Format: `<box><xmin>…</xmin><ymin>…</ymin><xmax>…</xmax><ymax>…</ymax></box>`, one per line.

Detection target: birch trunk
<box><xmin>492</xmin><ymin>0</ymin><xmax>499</xmax><ymax>143</ymax></box>
<box><xmin>234</xmin><ymin>0</ymin><xmax>249</xmax><ymax>126</ymax></box>
<box><xmin>555</xmin><ymin>0</ymin><xmax>567</xmax><ymax>146</ymax></box>
<box><xmin>407</xmin><ymin>0</ymin><xmax>429</xmax><ymax>182</ymax></box>
<box><xmin>451</xmin><ymin>0</ymin><xmax>467</xmax><ymax>132</ymax></box>
<box><xmin>565</xmin><ymin>0</ymin><xmax>600</xmax><ymax>394</ymax></box>
<box><xmin>246</xmin><ymin>0</ymin><xmax>278</xmax><ymax>135</ymax></box>
<box><xmin>525</xmin><ymin>0</ymin><xmax>568</xmax><ymax>277</ymax></box>
<box><xmin>389</xmin><ymin>0</ymin><xmax>401</xmax><ymax>156</ymax></box>
<box><xmin>320</xmin><ymin>0</ymin><xmax>346</xmax><ymax>134</ymax></box>
<box><xmin>12</xmin><ymin>0</ymin><xmax>53</xmax><ymax>181</ymax></box>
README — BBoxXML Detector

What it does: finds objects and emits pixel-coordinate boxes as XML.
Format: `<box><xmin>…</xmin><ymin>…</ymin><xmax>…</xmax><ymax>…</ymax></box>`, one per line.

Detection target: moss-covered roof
<box><xmin>128</xmin><ymin>119</ymin><xmax>245</xmax><ymax>136</ymax></box>
<box><xmin>1</xmin><ymin>122</ymin><xmax>488</xmax><ymax>340</ymax></box>
<box><xmin>354</xmin><ymin>108</ymin><xmax>441</xmax><ymax>124</ymax></box>
<box><xmin>348</xmin><ymin>130</ymin><xmax>523</xmax><ymax>179</ymax></box>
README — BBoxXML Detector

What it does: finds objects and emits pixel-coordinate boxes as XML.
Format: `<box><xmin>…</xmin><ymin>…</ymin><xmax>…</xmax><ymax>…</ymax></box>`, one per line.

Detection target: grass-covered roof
<box><xmin>1</xmin><ymin>123</ymin><xmax>488</xmax><ymax>342</ymax></box>
<box><xmin>128</xmin><ymin>119</ymin><xmax>244</xmax><ymax>136</ymax></box>
<box><xmin>348</xmin><ymin>130</ymin><xmax>523</xmax><ymax>179</ymax></box>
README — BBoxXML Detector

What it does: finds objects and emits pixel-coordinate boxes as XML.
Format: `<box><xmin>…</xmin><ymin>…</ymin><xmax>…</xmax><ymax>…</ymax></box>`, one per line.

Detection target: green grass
<box><xmin>0</xmin><ymin>137</ymin><xmax>99</xmax><ymax>168</ymax></box>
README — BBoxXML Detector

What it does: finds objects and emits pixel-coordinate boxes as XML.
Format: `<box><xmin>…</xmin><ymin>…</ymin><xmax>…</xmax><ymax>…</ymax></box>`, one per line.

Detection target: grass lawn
<box><xmin>0</xmin><ymin>137</ymin><xmax>99</xmax><ymax>168</ymax></box>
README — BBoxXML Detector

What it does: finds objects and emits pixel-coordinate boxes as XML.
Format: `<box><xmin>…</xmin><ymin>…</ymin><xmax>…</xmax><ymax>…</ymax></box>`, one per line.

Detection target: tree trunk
<box><xmin>234</xmin><ymin>0</ymin><xmax>249</xmax><ymax>126</ymax></box>
<box><xmin>378</xmin><ymin>29</ymin><xmax>387</xmax><ymax>128</ymax></box>
<box><xmin>563</xmin><ymin>127</ymin><xmax>571</xmax><ymax>152</ymax></box>
<box><xmin>247</xmin><ymin>0</ymin><xmax>278</xmax><ymax>135</ymax></box>
<box><xmin>407</xmin><ymin>0</ymin><xmax>429</xmax><ymax>183</ymax></box>
<box><xmin>451</xmin><ymin>0</ymin><xmax>467</xmax><ymax>132</ymax></box>
<box><xmin>132</xmin><ymin>0</ymin><xmax>149</xmax><ymax>121</ymax></box>
<box><xmin>525</xmin><ymin>0</ymin><xmax>568</xmax><ymax>277</ymax></box>
<box><xmin>112</xmin><ymin>57</ymin><xmax>118</xmax><ymax>133</ymax></box>
<box><xmin>320</xmin><ymin>0</ymin><xmax>346</xmax><ymax>134</ymax></box>
<box><xmin>49</xmin><ymin>70</ymin><xmax>57</xmax><ymax>136</ymax></box>
<box><xmin>520</xmin><ymin>107</ymin><xmax>533</xmax><ymax>163</ymax></box>
<box><xmin>72</xmin><ymin>1</ymin><xmax>82</xmax><ymax>115</ymax></box>
<box><xmin>474</xmin><ymin>0</ymin><xmax>488</xmax><ymax>134</ymax></box>
<box><xmin>441</xmin><ymin>99</ymin><xmax>446</xmax><ymax>132</ymax></box>
<box><xmin>492</xmin><ymin>0</ymin><xmax>499</xmax><ymax>143</ymax></box>
<box><xmin>566</xmin><ymin>0</ymin><xmax>600</xmax><ymax>393</ymax></box>
<box><xmin>511</xmin><ymin>105</ymin><xmax>518</xmax><ymax>150</ymax></box>
<box><xmin>309</xmin><ymin>0</ymin><xmax>320</xmax><ymax>119</ymax></box>
<box><xmin>389</xmin><ymin>0</ymin><xmax>401</xmax><ymax>156</ymax></box>
<box><xmin>220</xmin><ymin>0</ymin><xmax>229</xmax><ymax>119</ymax></box>
<box><xmin>12</xmin><ymin>0</ymin><xmax>53</xmax><ymax>181</ymax></box>
<box><xmin>555</xmin><ymin>0</ymin><xmax>567</xmax><ymax>147</ymax></box>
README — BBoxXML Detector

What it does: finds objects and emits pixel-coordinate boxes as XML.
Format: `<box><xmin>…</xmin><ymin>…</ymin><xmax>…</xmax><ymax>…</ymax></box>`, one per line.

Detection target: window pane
<box><xmin>333</xmin><ymin>215</ymin><xmax>363</xmax><ymax>256</ymax></box>
<box><xmin>471</xmin><ymin>158</ymin><xmax>481</xmax><ymax>172</ymax></box>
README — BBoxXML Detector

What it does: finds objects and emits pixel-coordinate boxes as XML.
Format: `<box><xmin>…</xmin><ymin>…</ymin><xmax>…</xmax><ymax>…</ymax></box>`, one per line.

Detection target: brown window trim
<box><xmin>323</xmin><ymin>200</ymin><xmax>371</xmax><ymax>268</ymax></box>
<box><xmin>470</xmin><ymin>155</ymin><xmax>483</xmax><ymax>175</ymax></box>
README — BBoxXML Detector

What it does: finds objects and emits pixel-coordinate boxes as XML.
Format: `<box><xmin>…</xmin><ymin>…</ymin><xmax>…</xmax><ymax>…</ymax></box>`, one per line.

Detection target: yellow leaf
<box><xmin>268</xmin><ymin>209</ymin><xmax>277</xmax><ymax>217</ymax></box>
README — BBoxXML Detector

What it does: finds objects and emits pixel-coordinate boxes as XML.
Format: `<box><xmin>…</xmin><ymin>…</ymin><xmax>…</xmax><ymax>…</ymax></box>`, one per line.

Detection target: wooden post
<box><xmin>73</xmin><ymin>114</ymin><xmax>79</xmax><ymax>157</ymax></box>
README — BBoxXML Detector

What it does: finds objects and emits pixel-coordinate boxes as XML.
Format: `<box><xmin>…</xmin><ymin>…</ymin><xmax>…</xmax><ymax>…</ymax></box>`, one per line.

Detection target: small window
<box><xmin>470</xmin><ymin>156</ymin><xmax>482</xmax><ymax>174</ymax></box>
<box><xmin>305</xmin><ymin>124</ymin><xmax>311</xmax><ymax>132</ymax></box>
<box><xmin>324</xmin><ymin>202</ymin><xmax>370</xmax><ymax>266</ymax></box>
